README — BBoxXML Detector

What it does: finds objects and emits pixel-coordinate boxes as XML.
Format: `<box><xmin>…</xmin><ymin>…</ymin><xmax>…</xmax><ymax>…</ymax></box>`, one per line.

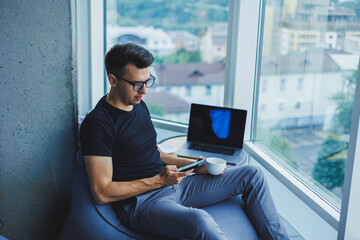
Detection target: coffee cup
<box><xmin>205</xmin><ymin>158</ymin><xmax>226</xmax><ymax>175</ymax></box>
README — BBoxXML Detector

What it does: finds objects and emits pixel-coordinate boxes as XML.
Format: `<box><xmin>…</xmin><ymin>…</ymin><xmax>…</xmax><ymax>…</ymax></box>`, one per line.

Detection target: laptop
<box><xmin>177</xmin><ymin>103</ymin><xmax>247</xmax><ymax>165</ymax></box>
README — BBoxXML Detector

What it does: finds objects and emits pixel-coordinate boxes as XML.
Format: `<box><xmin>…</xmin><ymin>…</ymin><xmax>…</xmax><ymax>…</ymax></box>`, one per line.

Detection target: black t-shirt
<box><xmin>80</xmin><ymin>96</ymin><xmax>166</xmax><ymax>181</ymax></box>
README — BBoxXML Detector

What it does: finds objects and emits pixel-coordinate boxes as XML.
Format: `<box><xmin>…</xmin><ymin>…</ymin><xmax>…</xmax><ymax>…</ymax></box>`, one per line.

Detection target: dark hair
<box><xmin>104</xmin><ymin>43</ymin><xmax>154</xmax><ymax>77</ymax></box>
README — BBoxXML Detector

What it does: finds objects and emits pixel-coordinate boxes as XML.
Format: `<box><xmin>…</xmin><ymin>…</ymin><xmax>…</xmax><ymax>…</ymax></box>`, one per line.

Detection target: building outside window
<box><xmin>255</xmin><ymin>0</ymin><xmax>360</xmax><ymax>209</ymax></box>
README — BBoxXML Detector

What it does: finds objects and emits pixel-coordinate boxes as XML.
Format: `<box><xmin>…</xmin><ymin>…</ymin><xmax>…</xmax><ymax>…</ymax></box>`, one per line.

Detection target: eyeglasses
<box><xmin>116</xmin><ymin>74</ymin><xmax>156</xmax><ymax>92</ymax></box>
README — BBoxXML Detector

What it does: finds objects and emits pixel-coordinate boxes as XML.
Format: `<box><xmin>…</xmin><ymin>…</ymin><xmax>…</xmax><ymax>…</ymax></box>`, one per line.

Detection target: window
<box><xmin>280</xmin><ymin>78</ymin><xmax>286</xmax><ymax>91</ymax></box>
<box><xmin>297</xmin><ymin>77</ymin><xmax>304</xmax><ymax>91</ymax></box>
<box><xmin>262</xmin><ymin>79</ymin><xmax>268</xmax><ymax>93</ymax></box>
<box><xmin>206</xmin><ymin>85</ymin><xmax>211</xmax><ymax>96</ymax></box>
<box><xmin>105</xmin><ymin>0</ymin><xmax>229</xmax><ymax>123</ymax></box>
<box><xmin>260</xmin><ymin>103</ymin><xmax>267</xmax><ymax>112</ymax></box>
<box><xmin>79</xmin><ymin>0</ymin><xmax>360</xmax><ymax>236</ymax></box>
<box><xmin>186</xmin><ymin>86</ymin><xmax>192</xmax><ymax>97</ymax></box>
<box><xmin>298</xmin><ymin>34</ymin><xmax>317</xmax><ymax>39</ymax></box>
<box><xmin>254</xmin><ymin>0</ymin><xmax>359</xmax><ymax>210</ymax></box>
<box><xmin>278</xmin><ymin>102</ymin><xmax>284</xmax><ymax>111</ymax></box>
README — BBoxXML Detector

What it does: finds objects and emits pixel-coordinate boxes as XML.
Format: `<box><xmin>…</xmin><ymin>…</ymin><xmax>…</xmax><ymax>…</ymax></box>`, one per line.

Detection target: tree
<box><xmin>330</xmin><ymin>71</ymin><xmax>357</xmax><ymax>134</ymax></box>
<box><xmin>256</xmin><ymin>126</ymin><xmax>295</xmax><ymax>166</ymax></box>
<box><xmin>312</xmin><ymin>138</ymin><xmax>347</xmax><ymax>190</ymax></box>
<box><xmin>312</xmin><ymin>70</ymin><xmax>357</xmax><ymax>191</ymax></box>
<box><xmin>147</xmin><ymin>104</ymin><xmax>165</xmax><ymax>117</ymax></box>
<box><xmin>115</xmin><ymin>0</ymin><xmax>228</xmax><ymax>35</ymax></box>
<box><xmin>339</xmin><ymin>0</ymin><xmax>360</xmax><ymax>20</ymax></box>
<box><xmin>156</xmin><ymin>48</ymin><xmax>201</xmax><ymax>64</ymax></box>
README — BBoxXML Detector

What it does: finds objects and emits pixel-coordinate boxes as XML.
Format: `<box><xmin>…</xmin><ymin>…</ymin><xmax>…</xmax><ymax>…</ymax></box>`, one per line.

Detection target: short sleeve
<box><xmin>80</xmin><ymin>116</ymin><xmax>114</xmax><ymax>157</ymax></box>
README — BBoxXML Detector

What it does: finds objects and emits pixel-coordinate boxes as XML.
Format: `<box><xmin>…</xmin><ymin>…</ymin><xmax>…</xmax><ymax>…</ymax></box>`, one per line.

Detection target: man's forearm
<box><xmin>85</xmin><ymin>155</ymin><xmax>193</xmax><ymax>205</ymax></box>
<box><xmin>159</xmin><ymin>150</ymin><xmax>196</xmax><ymax>168</ymax></box>
<box><xmin>94</xmin><ymin>175</ymin><xmax>163</xmax><ymax>204</ymax></box>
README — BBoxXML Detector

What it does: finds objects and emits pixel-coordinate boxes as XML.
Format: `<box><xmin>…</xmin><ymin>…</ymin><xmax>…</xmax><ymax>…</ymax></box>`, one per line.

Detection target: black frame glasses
<box><xmin>116</xmin><ymin>74</ymin><xmax>156</xmax><ymax>92</ymax></box>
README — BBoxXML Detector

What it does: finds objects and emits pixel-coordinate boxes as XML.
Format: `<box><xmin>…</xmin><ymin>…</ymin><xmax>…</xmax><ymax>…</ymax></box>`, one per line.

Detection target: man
<box><xmin>80</xmin><ymin>43</ymin><xmax>288</xmax><ymax>240</ymax></box>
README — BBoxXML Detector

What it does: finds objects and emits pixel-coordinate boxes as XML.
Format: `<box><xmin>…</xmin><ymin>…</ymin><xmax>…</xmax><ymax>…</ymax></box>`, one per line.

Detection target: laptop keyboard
<box><xmin>188</xmin><ymin>143</ymin><xmax>235</xmax><ymax>156</ymax></box>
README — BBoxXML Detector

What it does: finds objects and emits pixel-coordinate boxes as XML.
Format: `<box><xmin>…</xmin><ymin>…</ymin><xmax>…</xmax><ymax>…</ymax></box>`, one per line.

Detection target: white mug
<box><xmin>205</xmin><ymin>157</ymin><xmax>226</xmax><ymax>175</ymax></box>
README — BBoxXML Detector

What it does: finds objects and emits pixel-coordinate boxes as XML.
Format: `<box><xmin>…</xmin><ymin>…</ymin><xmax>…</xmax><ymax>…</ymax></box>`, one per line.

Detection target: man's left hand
<box><xmin>194</xmin><ymin>156</ymin><xmax>227</xmax><ymax>175</ymax></box>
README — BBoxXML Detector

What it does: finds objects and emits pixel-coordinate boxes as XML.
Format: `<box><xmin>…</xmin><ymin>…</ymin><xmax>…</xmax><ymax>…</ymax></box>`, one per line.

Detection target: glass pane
<box><xmin>256</xmin><ymin>0</ymin><xmax>359</xmax><ymax>208</ymax></box>
<box><xmin>105</xmin><ymin>0</ymin><xmax>229</xmax><ymax>123</ymax></box>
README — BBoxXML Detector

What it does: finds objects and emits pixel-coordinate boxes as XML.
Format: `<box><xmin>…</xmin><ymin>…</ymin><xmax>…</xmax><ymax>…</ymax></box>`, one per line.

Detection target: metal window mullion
<box><xmin>76</xmin><ymin>0</ymin><xmax>91</xmax><ymax>116</ymax></box>
<box><xmin>224</xmin><ymin>0</ymin><xmax>240</xmax><ymax>109</ymax></box>
<box><xmin>89</xmin><ymin>0</ymin><xmax>105</xmax><ymax>109</ymax></box>
<box><xmin>229</xmin><ymin>0</ymin><xmax>262</xmax><ymax>142</ymax></box>
<box><xmin>338</xmin><ymin>59</ymin><xmax>360</xmax><ymax>239</ymax></box>
<box><xmin>103</xmin><ymin>0</ymin><xmax>108</xmax><ymax>93</ymax></box>
<box><xmin>250</xmin><ymin>0</ymin><xmax>266</xmax><ymax>142</ymax></box>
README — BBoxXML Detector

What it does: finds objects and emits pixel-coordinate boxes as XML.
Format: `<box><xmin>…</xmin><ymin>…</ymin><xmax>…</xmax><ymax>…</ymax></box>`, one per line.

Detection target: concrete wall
<box><xmin>0</xmin><ymin>0</ymin><xmax>76</xmax><ymax>239</ymax></box>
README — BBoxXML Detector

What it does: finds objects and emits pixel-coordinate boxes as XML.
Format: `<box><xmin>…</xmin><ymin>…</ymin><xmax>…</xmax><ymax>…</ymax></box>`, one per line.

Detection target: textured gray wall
<box><xmin>0</xmin><ymin>0</ymin><xmax>76</xmax><ymax>239</ymax></box>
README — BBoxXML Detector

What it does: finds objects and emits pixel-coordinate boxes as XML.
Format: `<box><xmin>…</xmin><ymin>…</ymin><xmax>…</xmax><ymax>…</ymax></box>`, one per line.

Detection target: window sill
<box><xmin>152</xmin><ymin>117</ymin><xmax>188</xmax><ymax>134</ymax></box>
<box><xmin>244</xmin><ymin>141</ymin><xmax>340</xmax><ymax>230</ymax></box>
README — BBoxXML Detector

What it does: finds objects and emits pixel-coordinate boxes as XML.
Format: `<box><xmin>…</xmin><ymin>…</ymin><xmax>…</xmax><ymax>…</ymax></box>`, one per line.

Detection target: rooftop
<box><xmin>261</xmin><ymin>49</ymin><xmax>341</xmax><ymax>75</ymax></box>
<box><xmin>153</xmin><ymin>62</ymin><xmax>225</xmax><ymax>86</ymax></box>
<box><xmin>153</xmin><ymin>49</ymin><xmax>347</xmax><ymax>87</ymax></box>
<box><xmin>169</xmin><ymin>31</ymin><xmax>199</xmax><ymax>41</ymax></box>
<box><xmin>143</xmin><ymin>91</ymin><xmax>190</xmax><ymax>113</ymax></box>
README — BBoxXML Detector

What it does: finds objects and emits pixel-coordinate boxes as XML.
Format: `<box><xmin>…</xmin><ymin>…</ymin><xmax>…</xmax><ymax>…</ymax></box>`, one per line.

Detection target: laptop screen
<box><xmin>187</xmin><ymin>104</ymin><xmax>247</xmax><ymax>148</ymax></box>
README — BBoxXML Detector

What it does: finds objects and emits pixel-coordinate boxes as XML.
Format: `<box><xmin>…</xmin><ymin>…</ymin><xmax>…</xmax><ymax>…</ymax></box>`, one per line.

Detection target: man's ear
<box><xmin>108</xmin><ymin>74</ymin><xmax>117</xmax><ymax>87</ymax></box>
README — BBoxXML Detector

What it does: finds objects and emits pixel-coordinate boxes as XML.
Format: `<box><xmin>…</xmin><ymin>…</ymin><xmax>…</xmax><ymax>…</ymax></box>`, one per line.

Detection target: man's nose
<box><xmin>139</xmin><ymin>84</ymin><xmax>147</xmax><ymax>94</ymax></box>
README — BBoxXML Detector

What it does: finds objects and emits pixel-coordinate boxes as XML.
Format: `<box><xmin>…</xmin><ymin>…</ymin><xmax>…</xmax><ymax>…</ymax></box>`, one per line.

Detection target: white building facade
<box><xmin>106</xmin><ymin>25</ymin><xmax>176</xmax><ymax>57</ymax></box>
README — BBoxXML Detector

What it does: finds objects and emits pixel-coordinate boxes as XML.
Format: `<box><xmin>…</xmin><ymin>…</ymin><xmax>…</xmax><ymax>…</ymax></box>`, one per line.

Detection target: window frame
<box><xmin>234</xmin><ymin>0</ymin><xmax>341</xmax><ymax>228</ymax></box>
<box><xmin>232</xmin><ymin>0</ymin><xmax>360</xmax><ymax>238</ymax></box>
<box><xmin>76</xmin><ymin>0</ymin><xmax>105</xmax><ymax>116</ymax></box>
<box><xmin>78</xmin><ymin>0</ymin><xmax>360</xmax><ymax>238</ymax></box>
<box><xmin>338</xmin><ymin>61</ymin><xmax>360</xmax><ymax>239</ymax></box>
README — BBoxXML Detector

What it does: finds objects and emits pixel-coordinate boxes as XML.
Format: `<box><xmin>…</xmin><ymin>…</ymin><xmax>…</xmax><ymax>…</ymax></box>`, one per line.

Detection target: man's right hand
<box><xmin>157</xmin><ymin>165</ymin><xmax>193</xmax><ymax>186</ymax></box>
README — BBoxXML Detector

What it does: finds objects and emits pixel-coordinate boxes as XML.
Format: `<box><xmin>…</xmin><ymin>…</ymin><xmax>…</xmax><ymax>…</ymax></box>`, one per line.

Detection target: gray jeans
<box><xmin>115</xmin><ymin>165</ymin><xmax>289</xmax><ymax>240</ymax></box>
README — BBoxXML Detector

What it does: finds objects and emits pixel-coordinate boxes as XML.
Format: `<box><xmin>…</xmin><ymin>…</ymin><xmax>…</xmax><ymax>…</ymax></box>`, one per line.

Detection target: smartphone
<box><xmin>178</xmin><ymin>159</ymin><xmax>206</xmax><ymax>172</ymax></box>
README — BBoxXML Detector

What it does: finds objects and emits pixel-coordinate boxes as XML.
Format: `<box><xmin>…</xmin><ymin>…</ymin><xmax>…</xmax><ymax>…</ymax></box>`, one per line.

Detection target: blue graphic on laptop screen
<box><xmin>209</xmin><ymin>109</ymin><xmax>231</xmax><ymax>139</ymax></box>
